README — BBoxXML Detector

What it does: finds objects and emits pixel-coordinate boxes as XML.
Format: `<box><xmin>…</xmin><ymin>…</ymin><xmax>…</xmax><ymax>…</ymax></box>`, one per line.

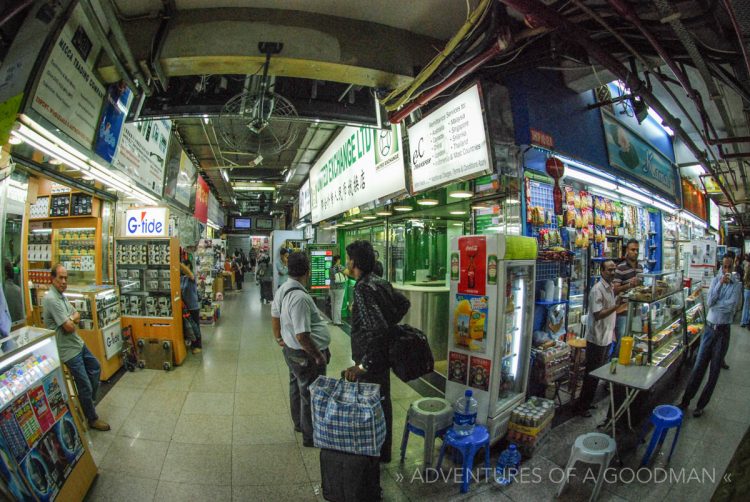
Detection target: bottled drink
<box><xmin>467</xmin><ymin>254</ymin><xmax>476</xmax><ymax>289</ymax></box>
<box><xmin>495</xmin><ymin>443</ymin><xmax>522</xmax><ymax>486</ymax></box>
<box><xmin>453</xmin><ymin>389</ymin><xmax>478</xmax><ymax>436</ymax></box>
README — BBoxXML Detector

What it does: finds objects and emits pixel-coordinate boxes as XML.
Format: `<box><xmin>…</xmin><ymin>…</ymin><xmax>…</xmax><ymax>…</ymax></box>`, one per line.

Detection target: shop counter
<box><xmin>393</xmin><ymin>282</ymin><xmax>449</xmax><ymax>362</ymax></box>
<box><xmin>0</xmin><ymin>327</ymin><xmax>97</xmax><ymax>501</ymax></box>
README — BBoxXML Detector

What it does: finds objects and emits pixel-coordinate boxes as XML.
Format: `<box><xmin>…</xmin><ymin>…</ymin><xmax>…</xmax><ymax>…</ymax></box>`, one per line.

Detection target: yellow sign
<box><xmin>0</xmin><ymin>93</ymin><xmax>23</xmax><ymax>145</ymax></box>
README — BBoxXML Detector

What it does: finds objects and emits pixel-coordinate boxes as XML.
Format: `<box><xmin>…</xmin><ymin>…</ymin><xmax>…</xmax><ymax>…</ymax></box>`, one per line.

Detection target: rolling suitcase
<box><xmin>320</xmin><ymin>448</ymin><xmax>381</xmax><ymax>502</ymax></box>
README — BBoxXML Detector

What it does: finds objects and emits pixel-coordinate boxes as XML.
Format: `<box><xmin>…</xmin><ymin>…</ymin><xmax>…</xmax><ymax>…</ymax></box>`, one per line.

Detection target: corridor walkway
<box><xmin>83</xmin><ymin>281</ymin><xmax>749</xmax><ymax>501</ymax></box>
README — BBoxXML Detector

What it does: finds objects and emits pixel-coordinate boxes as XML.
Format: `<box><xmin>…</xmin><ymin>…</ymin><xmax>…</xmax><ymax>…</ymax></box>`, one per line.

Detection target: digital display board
<box><xmin>310</xmin><ymin>248</ymin><xmax>334</xmax><ymax>290</ymax></box>
<box><xmin>234</xmin><ymin>218</ymin><xmax>251</xmax><ymax>229</ymax></box>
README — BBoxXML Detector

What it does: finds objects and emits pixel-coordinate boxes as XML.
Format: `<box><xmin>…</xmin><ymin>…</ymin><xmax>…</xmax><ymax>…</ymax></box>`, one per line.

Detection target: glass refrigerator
<box><xmin>446</xmin><ymin>234</ymin><xmax>537</xmax><ymax>442</ymax></box>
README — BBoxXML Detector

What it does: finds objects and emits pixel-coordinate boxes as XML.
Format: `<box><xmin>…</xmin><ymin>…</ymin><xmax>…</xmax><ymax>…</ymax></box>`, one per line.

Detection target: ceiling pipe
<box><xmin>96</xmin><ymin>0</ymin><xmax>153</xmax><ymax>96</ymax></box>
<box><xmin>388</xmin><ymin>33</ymin><xmax>511</xmax><ymax>124</ymax></box>
<box><xmin>721</xmin><ymin>0</ymin><xmax>750</xmax><ymax>84</ymax></box>
<box><xmin>77</xmin><ymin>0</ymin><xmax>140</xmax><ymax>98</ymax></box>
<box><xmin>498</xmin><ymin>0</ymin><xmax>737</xmax><ymax>215</ymax></box>
<box><xmin>708</xmin><ymin>136</ymin><xmax>750</xmax><ymax>145</ymax></box>
<box><xmin>0</xmin><ymin>0</ymin><xmax>33</xmax><ymax>28</ymax></box>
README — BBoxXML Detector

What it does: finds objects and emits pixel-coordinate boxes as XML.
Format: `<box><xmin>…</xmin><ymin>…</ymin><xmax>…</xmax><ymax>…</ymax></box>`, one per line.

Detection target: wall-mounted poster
<box><xmin>458</xmin><ymin>236</ymin><xmax>486</xmax><ymax>295</ymax></box>
<box><xmin>469</xmin><ymin>356</ymin><xmax>491</xmax><ymax>392</ymax></box>
<box><xmin>112</xmin><ymin>119</ymin><xmax>172</xmax><ymax>196</ymax></box>
<box><xmin>602</xmin><ymin>110</ymin><xmax>678</xmax><ymax>200</ymax></box>
<box><xmin>453</xmin><ymin>294</ymin><xmax>489</xmax><ymax>353</ymax></box>
<box><xmin>93</xmin><ymin>81</ymin><xmax>132</xmax><ymax>162</ymax></box>
<box><xmin>447</xmin><ymin>352</ymin><xmax>469</xmax><ymax>385</ymax></box>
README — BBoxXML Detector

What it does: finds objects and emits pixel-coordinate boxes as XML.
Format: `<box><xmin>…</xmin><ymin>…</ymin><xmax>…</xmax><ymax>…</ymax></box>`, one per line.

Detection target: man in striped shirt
<box><xmin>612</xmin><ymin>239</ymin><xmax>643</xmax><ymax>348</ymax></box>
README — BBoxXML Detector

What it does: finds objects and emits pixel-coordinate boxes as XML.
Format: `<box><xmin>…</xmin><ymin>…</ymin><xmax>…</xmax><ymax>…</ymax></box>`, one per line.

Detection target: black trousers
<box><xmin>283</xmin><ymin>346</ymin><xmax>329</xmax><ymax>445</ymax></box>
<box><xmin>681</xmin><ymin>323</ymin><xmax>729</xmax><ymax>410</ymax></box>
<box><xmin>359</xmin><ymin>368</ymin><xmax>392</xmax><ymax>462</ymax></box>
<box><xmin>188</xmin><ymin>309</ymin><xmax>202</xmax><ymax>348</ymax></box>
<box><xmin>577</xmin><ymin>342</ymin><xmax>610</xmax><ymax>411</ymax></box>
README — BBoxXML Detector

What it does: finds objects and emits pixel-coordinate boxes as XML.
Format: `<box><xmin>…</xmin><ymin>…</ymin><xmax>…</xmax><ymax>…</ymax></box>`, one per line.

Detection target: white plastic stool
<box><xmin>557</xmin><ymin>432</ymin><xmax>616</xmax><ymax>502</ymax></box>
<box><xmin>400</xmin><ymin>397</ymin><xmax>453</xmax><ymax>466</ymax></box>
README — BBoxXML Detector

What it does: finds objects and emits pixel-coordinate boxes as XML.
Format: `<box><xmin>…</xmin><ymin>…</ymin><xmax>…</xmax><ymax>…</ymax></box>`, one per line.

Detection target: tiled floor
<box><xmin>83</xmin><ymin>282</ymin><xmax>749</xmax><ymax>501</ymax></box>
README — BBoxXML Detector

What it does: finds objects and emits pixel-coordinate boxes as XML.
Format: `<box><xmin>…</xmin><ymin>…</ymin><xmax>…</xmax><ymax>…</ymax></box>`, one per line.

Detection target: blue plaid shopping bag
<box><xmin>310</xmin><ymin>376</ymin><xmax>386</xmax><ymax>457</ymax></box>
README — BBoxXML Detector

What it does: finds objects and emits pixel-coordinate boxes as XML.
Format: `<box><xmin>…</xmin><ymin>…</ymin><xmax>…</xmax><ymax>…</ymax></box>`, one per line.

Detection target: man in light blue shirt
<box><xmin>680</xmin><ymin>254</ymin><xmax>741</xmax><ymax>417</ymax></box>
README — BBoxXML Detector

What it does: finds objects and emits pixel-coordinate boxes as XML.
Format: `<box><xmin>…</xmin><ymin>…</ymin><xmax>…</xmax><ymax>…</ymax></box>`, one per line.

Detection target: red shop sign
<box><xmin>194</xmin><ymin>176</ymin><xmax>209</xmax><ymax>223</ymax></box>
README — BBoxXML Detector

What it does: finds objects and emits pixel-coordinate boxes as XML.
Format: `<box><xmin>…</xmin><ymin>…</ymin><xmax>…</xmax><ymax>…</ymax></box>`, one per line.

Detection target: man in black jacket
<box><xmin>344</xmin><ymin>240</ymin><xmax>410</xmax><ymax>463</ymax></box>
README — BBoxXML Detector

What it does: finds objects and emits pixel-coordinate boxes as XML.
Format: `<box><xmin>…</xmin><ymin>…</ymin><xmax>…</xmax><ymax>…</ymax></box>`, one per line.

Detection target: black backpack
<box><xmin>388</xmin><ymin>324</ymin><xmax>434</xmax><ymax>382</ymax></box>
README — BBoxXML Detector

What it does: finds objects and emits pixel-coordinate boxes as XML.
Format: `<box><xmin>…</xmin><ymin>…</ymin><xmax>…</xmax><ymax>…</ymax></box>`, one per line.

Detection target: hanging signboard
<box><xmin>406</xmin><ymin>83</ymin><xmax>491</xmax><ymax>193</ymax></box>
<box><xmin>164</xmin><ymin>146</ymin><xmax>197</xmax><ymax>210</ymax></box>
<box><xmin>208</xmin><ymin>192</ymin><xmax>224</xmax><ymax>226</ymax></box>
<box><xmin>310</xmin><ymin>125</ymin><xmax>406</xmax><ymax>223</ymax></box>
<box><xmin>30</xmin><ymin>3</ymin><xmax>106</xmax><ymax>149</ymax></box>
<box><xmin>602</xmin><ymin>110</ymin><xmax>678</xmax><ymax>200</ymax></box>
<box><xmin>298</xmin><ymin>179</ymin><xmax>311</xmax><ymax>218</ymax></box>
<box><xmin>124</xmin><ymin>207</ymin><xmax>169</xmax><ymax>238</ymax></box>
<box><xmin>194</xmin><ymin>176</ymin><xmax>209</xmax><ymax>224</ymax></box>
<box><xmin>112</xmin><ymin>119</ymin><xmax>172</xmax><ymax>196</ymax></box>
<box><xmin>681</xmin><ymin>178</ymin><xmax>706</xmax><ymax>222</ymax></box>
<box><xmin>93</xmin><ymin>82</ymin><xmax>132</xmax><ymax>163</ymax></box>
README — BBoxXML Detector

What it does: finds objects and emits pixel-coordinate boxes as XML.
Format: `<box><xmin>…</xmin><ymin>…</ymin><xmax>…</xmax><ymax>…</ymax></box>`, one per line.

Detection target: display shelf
<box><xmin>116</xmin><ymin>235</ymin><xmax>185</xmax><ymax>365</ymax></box>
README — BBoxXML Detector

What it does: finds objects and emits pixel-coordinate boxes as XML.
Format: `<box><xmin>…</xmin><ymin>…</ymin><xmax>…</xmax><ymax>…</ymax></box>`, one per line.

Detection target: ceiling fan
<box><xmin>217</xmin><ymin>42</ymin><xmax>301</xmax><ymax>157</ymax></box>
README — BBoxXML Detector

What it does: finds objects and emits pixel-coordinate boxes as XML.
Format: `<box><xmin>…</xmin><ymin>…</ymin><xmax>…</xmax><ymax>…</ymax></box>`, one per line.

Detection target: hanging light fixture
<box><xmin>417</xmin><ymin>198</ymin><xmax>439</xmax><ymax>206</ymax></box>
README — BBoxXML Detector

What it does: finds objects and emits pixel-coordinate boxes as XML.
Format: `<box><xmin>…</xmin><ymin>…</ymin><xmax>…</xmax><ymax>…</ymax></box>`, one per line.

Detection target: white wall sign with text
<box><xmin>31</xmin><ymin>4</ymin><xmax>106</xmax><ymax>148</ymax></box>
<box><xmin>298</xmin><ymin>179</ymin><xmax>311</xmax><ymax>218</ymax></box>
<box><xmin>407</xmin><ymin>83</ymin><xmax>491</xmax><ymax>193</ymax></box>
<box><xmin>124</xmin><ymin>207</ymin><xmax>169</xmax><ymax>238</ymax></box>
<box><xmin>310</xmin><ymin>125</ymin><xmax>406</xmax><ymax>223</ymax></box>
<box><xmin>112</xmin><ymin>119</ymin><xmax>172</xmax><ymax>196</ymax></box>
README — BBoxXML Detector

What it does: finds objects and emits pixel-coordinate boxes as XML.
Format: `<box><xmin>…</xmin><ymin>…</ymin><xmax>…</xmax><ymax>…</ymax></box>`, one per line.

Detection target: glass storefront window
<box><xmin>1</xmin><ymin>172</ymin><xmax>29</xmax><ymax>326</ymax></box>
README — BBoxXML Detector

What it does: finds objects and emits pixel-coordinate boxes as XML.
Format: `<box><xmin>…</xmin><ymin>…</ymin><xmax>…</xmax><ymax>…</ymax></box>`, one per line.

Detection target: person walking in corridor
<box><xmin>328</xmin><ymin>255</ymin><xmax>347</xmax><ymax>326</ymax></box>
<box><xmin>344</xmin><ymin>240</ymin><xmax>410</xmax><ymax>463</ymax></box>
<box><xmin>680</xmin><ymin>254</ymin><xmax>741</xmax><ymax>417</ymax></box>
<box><xmin>272</xmin><ymin>252</ymin><xmax>330</xmax><ymax>447</ymax></box>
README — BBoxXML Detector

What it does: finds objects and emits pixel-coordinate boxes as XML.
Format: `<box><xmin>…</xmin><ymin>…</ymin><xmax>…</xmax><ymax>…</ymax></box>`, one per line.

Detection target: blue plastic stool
<box><xmin>436</xmin><ymin>425</ymin><xmax>491</xmax><ymax>494</ymax></box>
<box><xmin>638</xmin><ymin>404</ymin><xmax>683</xmax><ymax>466</ymax></box>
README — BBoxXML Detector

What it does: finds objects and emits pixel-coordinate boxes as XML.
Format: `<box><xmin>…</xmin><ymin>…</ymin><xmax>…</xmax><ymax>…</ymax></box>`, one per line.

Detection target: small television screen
<box><xmin>234</xmin><ymin>218</ymin><xmax>251</xmax><ymax>229</ymax></box>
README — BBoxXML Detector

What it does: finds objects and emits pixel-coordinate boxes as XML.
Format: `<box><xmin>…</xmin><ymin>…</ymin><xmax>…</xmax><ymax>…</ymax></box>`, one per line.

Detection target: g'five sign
<box><xmin>125</xmin><ymin>207</ymin><xmax>169</xmax><ymax>237</ymax></box>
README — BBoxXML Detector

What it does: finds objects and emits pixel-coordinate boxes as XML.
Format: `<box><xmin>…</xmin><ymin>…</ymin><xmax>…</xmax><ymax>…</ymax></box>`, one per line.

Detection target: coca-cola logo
<box><xmin>465</xmin><ymin>245</ymin><xmax>478</xmax><ymax>252</ymax></box>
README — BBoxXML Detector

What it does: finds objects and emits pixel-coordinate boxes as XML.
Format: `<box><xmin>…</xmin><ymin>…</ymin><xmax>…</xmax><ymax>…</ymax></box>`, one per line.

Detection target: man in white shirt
<box><xmin>272</xmin><ymin>252</ymin><xmax>331</xmax><ymax>447</ymax></box>
<box><xmin>577</xmin><ymin>260</ymin><xmax>626</xmax><ymax>417</ymax></box>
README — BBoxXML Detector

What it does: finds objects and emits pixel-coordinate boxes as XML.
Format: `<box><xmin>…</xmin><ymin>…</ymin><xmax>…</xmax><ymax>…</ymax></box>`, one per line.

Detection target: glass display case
<box><xmin>662</xmin><ymin>216</ymin><xmax>678</xmax><ymax>272</ymax></box>
<box><xmin>625</xmin><ymin>271</ymin><xmax>686</xmax><ymax>367</ymax></box>
<box><xmin>628</xmin><ymin>270</ymin><xmax>683</xmax><ymax>303</ymax></box>
<box><xmin>567</xmin><ymin>248</ymin><xmax>587</xmax><ymax>336</ymax></box>
<box><xmin>63</xmin><ymin>286</ymin><xmax>122</xmax><ymax>380</ymax></box>
<box><xmin>52</xmin><ymin>227</ymin><xmax>96</xmax><ymax>284</ymax></box>
<box><xmin>685</xmin><ymin>288</ymin><xmax>706</xmax><ymax>347</ymax></box>
<box><xmin>0</xmin><ymin>327</ymin><xmax>97</xmax><ymax>500</ymax></box>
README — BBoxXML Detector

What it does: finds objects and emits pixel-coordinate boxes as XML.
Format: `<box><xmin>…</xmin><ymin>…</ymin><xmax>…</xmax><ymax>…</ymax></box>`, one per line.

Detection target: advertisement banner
<box><xmin>112</xmin><ymin>119</ymin><xmax>172</xmax><ymax>196</ymax></box>
<box><xmin>407</xmin><ymin>83</ymin><xmax>491</xmax><ymax>193</ymax></box>
<box><xmin>102</xmin><ymin>322</ymin><xmax>122</xmax><ymax>360</ymax></box>
<box><xmin>164</xmin><ymin>146</ymin><xmax>196</xmax><ymax>209</ymax></box>
<box><xmin>453</xmin><ymin>294</ymin><xmax>489</xmax><ymax>353</ymax></box>
<box><xmin>458</xmin><ymin>236</ymin><xmax>486</xmax><ymax>295</ymax></box>
<box><xmin>310</xmin><ymin>125</ymin><xmax>406</xmax><ymax>223</ymax></box>
<box><xmin>602</xmin><ymin>110</ymin><xmax>678</xmax><ymax>199</ymax></box>
<box><xmin>93</xmin><ymin>82</ymin><xmax>132</xmax><ymax>163</ymax></box>
<box><xmin>447</xmin><ymin>352</ymin><xmax>469</xmax><ymax>384</ymax></box>
<box><xmin>298</xmin><ymin>179</ymin><xmax>312</xmax><ymax>218</ymax></box>
<box><xmin>681</xmin><ymin>178</ymin><xmax>706</xmax><ymax>222</ymax></box>
<box><xmin>30</xmin><ymin>4</ymin><xmax>106</xmax><ymax>148</ymax></box>
<box><xmin>194</xmin><ymin>176</ymin><xmax>209</xmax><ymax>224</ymax></box>
<box><xmin>469</xmin><ymin>356</ymin><xmax>491</xmax><ymax>392</ymax></box>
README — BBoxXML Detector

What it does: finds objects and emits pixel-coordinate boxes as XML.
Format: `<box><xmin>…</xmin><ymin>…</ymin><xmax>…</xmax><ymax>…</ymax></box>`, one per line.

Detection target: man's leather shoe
<box><xmin>693</xmin><ymin>408</ymin><xmax>704</xmax><ymax>418</ymax></box>
<box><xmin>89</xmin><ymin>419</ymin><xmax>111</xmax><ymax>431</ymax></box>
<box><xmin>721</xmin><ymin>362</ymin><xmax>729</xmax><ymax>370</ymax></box>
